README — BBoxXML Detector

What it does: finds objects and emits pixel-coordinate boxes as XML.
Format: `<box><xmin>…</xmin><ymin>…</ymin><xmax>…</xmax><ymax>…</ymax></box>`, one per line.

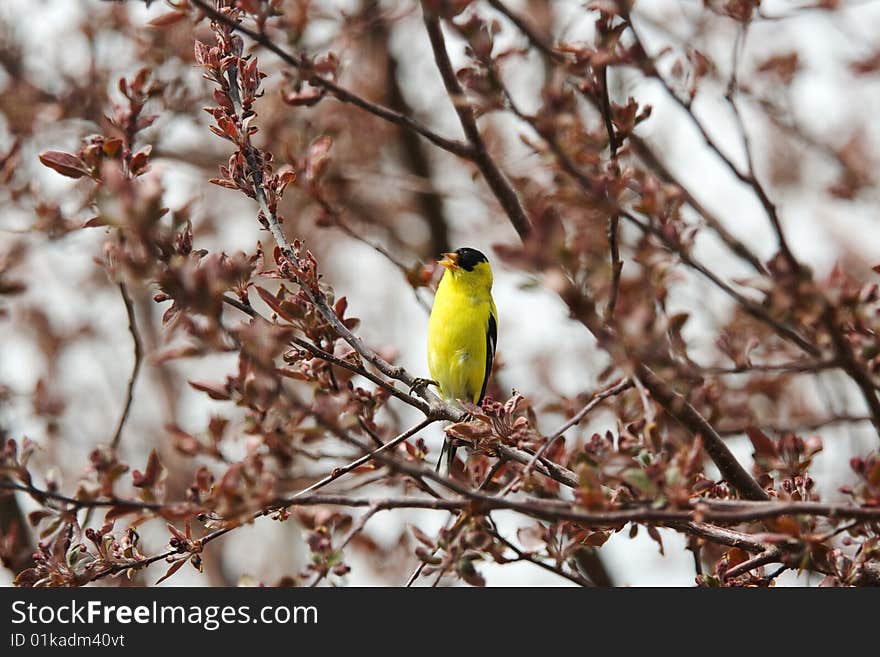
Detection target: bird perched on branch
<box><xmin>426</xmin><ymin>247</ymin><xmax>498</xmax><ymax>475</ymax></box>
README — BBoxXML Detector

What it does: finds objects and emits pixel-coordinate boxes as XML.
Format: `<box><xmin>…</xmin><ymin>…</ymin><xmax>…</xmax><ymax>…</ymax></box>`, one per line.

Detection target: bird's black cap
<box><xmin>455</xmin><ymin>247</ymin><xmax>489</xmax><ymax>271</ymax></box>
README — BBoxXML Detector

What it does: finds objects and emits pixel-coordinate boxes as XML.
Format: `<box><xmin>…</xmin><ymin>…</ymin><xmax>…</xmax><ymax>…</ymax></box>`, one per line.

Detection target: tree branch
<box><xmin>597</xmin><ymin>64</ymin><xmax>623</xmax><ymax>321</ymax></box>
<box><xmin>420</xmin><ymin>4</ymin><xmax>533</xmax><ymax>240</ymax></box>
<box><xmin>189</xmin><ymin>0</ymin><xmax>474</xmax><ymax>159</ymax></box>
<box><xmin>213</xmin><ymin>44</ymin><xmax>462</xmax><ymax>422</ymax></box>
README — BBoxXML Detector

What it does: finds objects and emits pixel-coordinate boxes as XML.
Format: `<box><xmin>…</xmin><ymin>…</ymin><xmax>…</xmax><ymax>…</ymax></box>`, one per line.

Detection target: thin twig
<box><xmin>723</xmin><ymin>22</ymin><xmax>800</xmax><ymax>274</ymax></box>
<box><xmin>1</xmin><ymin>481</ymin><xmax>163</xmax><ymax>511</ymax></box>
<box><xmin>627</xmin><ymin>133</ymin><xmax>768</xmax><ymax>274</ymax></box>
<box><xmin>537</xmin><ymin>378</ymin><xmax>632</xmax><ymax>459</ymax></box>
<box><xmin>89</xmin><ymin>492</ymin><xmax>879</xmax><ymax>585</ymax></box>
<box><xmin>597</xmin><ymin>64</ymin><xmax>623</xmax><ymax>321</ymax></box>
<box><xmin>716</xmin><ymin>413</ymin><xmax>873</xmax><ymax>437</ymax></box>
<box><xmin>10</xmin><ymin>478</ymin><xmax>880</xmax><ymax>530</ymax></box>
<box><xmin>699</xmin><ymin>358</ymin><xmax>838</xmax><ymax>375</ymax></box>
<box><xmin>319</xmin><ymin>202</ymin><xmax>431</xmax><ymax>313</ymax></box>
<box><xmin>480</xmin><ymin>47</ymin><xmax>816</xmax><ymax>359</ymax></box>
<box><xmin>477</xmin><ymin>459</ymin><xmax>506</xmax><ymax>491</ymax></box>
<box><xmin>286</xmin><ymin>418</ymin><xmax>436</xmax><ymax>501</ymax></box>
<box><xmin>109</xmin><ymin>282</ymin><xmax>142</xmax><ymax>451</ymax></box>
<box><xmin>488</xmin><ymin>522</ymin><xmax>591</xmax><ymax>587</ymax></box>
<box><xmin>406</xmin><ymin>560</ymin><xmax>428</xmax><ymax>587</ymax></box>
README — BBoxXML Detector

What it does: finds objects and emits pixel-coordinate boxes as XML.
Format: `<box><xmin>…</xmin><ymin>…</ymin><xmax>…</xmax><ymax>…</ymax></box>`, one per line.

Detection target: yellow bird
<box><xmin>426</xmin><ymin>247</ymin><xmax>498</xmax><ymax>473</ymax></box>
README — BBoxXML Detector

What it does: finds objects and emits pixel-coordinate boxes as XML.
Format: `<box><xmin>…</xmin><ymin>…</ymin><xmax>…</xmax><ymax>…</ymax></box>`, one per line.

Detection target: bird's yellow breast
<box><xmin>427</xmin><ymin>268</ymin><xmax>496</xmax><ymax>404</ymax></box>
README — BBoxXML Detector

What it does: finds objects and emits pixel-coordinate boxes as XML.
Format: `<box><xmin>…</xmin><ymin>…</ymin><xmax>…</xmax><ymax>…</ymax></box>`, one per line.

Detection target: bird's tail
<box><xmin>435</xmin><ymin>436</ymin><xmax>457</xmax><ymax>478</ymax></box>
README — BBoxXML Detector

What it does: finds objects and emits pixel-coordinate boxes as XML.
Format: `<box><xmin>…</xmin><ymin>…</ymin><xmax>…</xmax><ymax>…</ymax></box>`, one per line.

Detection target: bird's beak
<box><xmin>438</xmin><ymin>252</ymin><xmax>459</xmax><ymax>270</ymax></box>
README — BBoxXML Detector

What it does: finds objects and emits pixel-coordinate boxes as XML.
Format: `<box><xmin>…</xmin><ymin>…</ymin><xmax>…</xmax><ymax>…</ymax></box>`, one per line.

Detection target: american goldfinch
<box><xmin>426</xmin><ymin>247</ymin><xmax>498</xmax><ymax>473</ymax></box>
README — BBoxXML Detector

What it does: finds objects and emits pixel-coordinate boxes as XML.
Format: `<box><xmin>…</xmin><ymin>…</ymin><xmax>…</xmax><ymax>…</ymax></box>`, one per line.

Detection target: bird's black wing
<box><xmin>478</xmin><ymin>309</ymin><xmax>497</xmax><ymax>403</ymax></box>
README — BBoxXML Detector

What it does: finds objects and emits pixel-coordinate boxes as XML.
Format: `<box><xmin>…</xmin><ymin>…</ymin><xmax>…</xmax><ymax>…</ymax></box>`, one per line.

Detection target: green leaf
<box><xmin>621</xmin><ymin>467</ymin><xmax>658</xmax><ymax>496</ymax></box>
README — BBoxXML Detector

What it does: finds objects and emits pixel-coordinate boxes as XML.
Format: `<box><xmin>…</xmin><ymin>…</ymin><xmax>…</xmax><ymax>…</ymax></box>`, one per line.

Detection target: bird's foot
<box><xmin>409</xmin><ymin>377</ymin><xmax>438</xmax><ymax>397</ymax></box>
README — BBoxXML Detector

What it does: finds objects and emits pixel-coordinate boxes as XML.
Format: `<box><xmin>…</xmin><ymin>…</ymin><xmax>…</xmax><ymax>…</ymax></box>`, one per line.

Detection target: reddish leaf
<box><xmin>193</xmin><ymin>40</ymin><xmax>212</xmax><ymax>67</ymax></box>
<box><xmin>254</xmin><ymin>285</ymin><xmax>295</xmax><ymax>322</ymax></box>
<box><xmin>725</xmin><ymin>547</ymin><xmax>749</xmax><ymax>569</ymax></box>
<box><xmin>132</xmin><ymin>449</ymin><xmax>163</xmax><ymax>489</ymax></box>
<box><xmin>27</xmin><ymin>510</ymin><xmax>53</xmax><ymax>526</ymax></box>
<box><xmin>209</xmin><ymin>177</ymin><xmax>238</xmax><ymax>190</ymax></box>
<box><xmin>276</xmin><ymin>167</ymin><xmax>297</xmax><ymax>196</ymax></box>
<box><xmin>445</xmin><ymin>421</ymin><xmax>492</xmax><ymax>441</ymax></box>
<box><xmin>104</xmin><ymin>506</ymin><xmax>139</xmax><ymax>521</ymax></box>
<box><xmin>82</xmin><ymin>216</ymin><xmax>107</xmax><ymax>228</ymax></box>
<box><xmin>166</xmin><ymin>522</ymin><xmax>186</xmax><ymax>542</ymax></box>
<box><xmin>187</xmin><ymin>380</ymin><xmax>230</xmax><ymax>400</ymax></box>
<box><xmin>756</xmin><ymin>52</ymin><xmax>800</xmax><ymax>84</ymax></box>
<box><xmin>281</xmin><ymin>85</ymin><xmax>324</xmax><ymax>107</ymax></box>
<box><xmin>746</xmin><ymin>426</ymin><xmax>777</xmax><ymax>458</ymax></box>
<box><xmin>276</xmin><ymin>367</ymin><xmax>309</xmax><ymax>381</ymax></box>
<box><xmin>39</xmin><ymin>151</ymin><xmax>89</xmax><ymax>179</ymax></box>
<box><xmin>646</xmin><ymin>525</ymin><xmax>665</xmax><ymax>555</ymax></box>
<box><xmin>148</xmin><ymin>10</ymin><xmax>188</xmax><ymax>27</ymax></box>
<box><xmin>129</xmin><ymin>145</ymin><xmax>152</xmax><ymax>176</ymax></box>
<box><xmin>217</xmin><ymin>116</ymin><xmax>238</xmax><ymax>141</ymax></box>
<box><xmin>155</xmin><ymin>558</ymin><xmax>187</xmax><ymax>585</ymax></box>
<box><xmin>306</xmin><ymin>135</ymin><xmax>333</xmax><ymax>184</ymax></box>
<box><xmin>582</xmin><ymin>531</ymin><xmax>611</xmax><ymax>548</ymax></box>
<box><xmin>850</xmin><ymin>49</ymin><xmax>880</xmax><ymax>76</ymax></box>
<box><xmin>769</xmin><ymin>515</ymin><xmax>801</xmax><ymax>538</ymax></box>
<box><xmin>410</xmin><ymin>525</ymin><xmax>435</xmax><ymax>548</ymax></box>
<box><xmin>102</xmin><ymin>138</ymin><xmax>123</xmax><ymax>158</ymax></box>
